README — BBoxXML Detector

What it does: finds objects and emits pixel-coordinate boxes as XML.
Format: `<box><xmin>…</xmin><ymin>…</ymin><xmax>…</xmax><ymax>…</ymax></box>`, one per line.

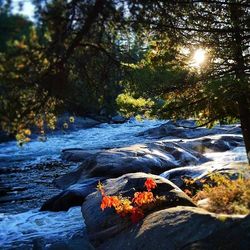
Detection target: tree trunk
<box><xmin>238</xmin><ymin>98</ymin><xmax>250</xmax><ymax>164</ymax></box>
<box><xmin>230</xmin><ymin>2</ymin><xmax>250</xmax><ymax>164</ymax></box>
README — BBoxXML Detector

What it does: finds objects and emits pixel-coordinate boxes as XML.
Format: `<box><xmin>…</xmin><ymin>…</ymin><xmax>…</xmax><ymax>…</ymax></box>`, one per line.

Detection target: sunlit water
<box><xmin>205</xmin><ymin>146</ymin><xmax>247</xmax><ymax>163</ymax></box>
<box><xmin>0</xmin><ymin>120</ymin><xmax>166</xmax><ymax>169</ymax></box>
<box><xmin>0</xmin><ymin>120</ymin><xmax>247</xmax><ymax>249</ymax></box>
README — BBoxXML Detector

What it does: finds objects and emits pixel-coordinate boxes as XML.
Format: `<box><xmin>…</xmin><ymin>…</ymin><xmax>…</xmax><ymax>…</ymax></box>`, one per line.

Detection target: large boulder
<box><xmin>42</xmin><ymin>139</ymin><xmax>207</xmax><ymax>212</ymax></box>
<box><xmin>60</xmin><ymin>142</ymin><xmax>208</xmax><ymax>181</ymax></box>
<box><xmin>42</xmin><ymin>142</ymin><xmax>206</xmax><ymax>211</ymax></box>
<box><xmin>81</xmin><ymin>173</ymin><xmax>250</xmax><ymax>250</ymax></box>
<box><xmin>137</xmin><ymin>121</ymin><xmax>212</xmax><ymax>139</ymax></box>
<box><xmin>96</xmin><ymin>206</ymin><xmax>249</xmax><ymax>250</ymax></box>
<box><xmin>81</xmin><ymin>173</ymin><xmax>196</xmax><ymax>247</ymax></box>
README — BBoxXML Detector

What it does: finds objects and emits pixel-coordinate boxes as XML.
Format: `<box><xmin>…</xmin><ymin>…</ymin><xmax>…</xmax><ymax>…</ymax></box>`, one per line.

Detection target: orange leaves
<box><xmin>133</xmin><ymin>191</ymin><xmax>154</xmax><ymax>207</ymax></box>
<box><xmin>98</xmin><ymin>178</ymin><xmax>157</xmax><ymax>223</ymax></box>
<box><xmin>144</xmin><ymin>178</ymin><xmax>157</xmax><ymax>191</ymax></box>
<box><xmin>114</xmin><ymin>198</ymin><xmax>133</xmax><ymax>217</ymax></box>
<box><xmin>100</xmin><ymin>196</ymin><xmax>121</xmax><ymax>210</ymax></box>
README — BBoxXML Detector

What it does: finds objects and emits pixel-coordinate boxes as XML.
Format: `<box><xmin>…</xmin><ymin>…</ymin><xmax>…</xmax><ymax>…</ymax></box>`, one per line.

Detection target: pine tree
<box><xmin>128</xmin><ymin>0</ymin><xmax>250</xmax><ymax>163</ymax></box>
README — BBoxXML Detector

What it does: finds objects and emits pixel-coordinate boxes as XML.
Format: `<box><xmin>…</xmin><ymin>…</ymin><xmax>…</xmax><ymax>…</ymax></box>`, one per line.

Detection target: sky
<box><xmin>11</xmin><ymin>0</ymin><xmax>35</xmax><ymax>21</ymax></box>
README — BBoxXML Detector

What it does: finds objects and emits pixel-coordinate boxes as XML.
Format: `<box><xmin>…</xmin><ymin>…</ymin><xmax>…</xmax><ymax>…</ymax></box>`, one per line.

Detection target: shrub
<box><xmin>192</xmin><ymin>173</ymin><xmax>250</xmax><ymax>215</ymax></box>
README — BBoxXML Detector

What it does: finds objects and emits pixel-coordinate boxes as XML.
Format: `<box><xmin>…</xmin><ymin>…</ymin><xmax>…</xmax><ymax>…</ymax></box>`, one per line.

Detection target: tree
<box><xmin>31</xmin><ymin>0</ymin><xmax>129</xmax><ymax>114</ymax></box>
<box><xmin>0</xmin><ymin>22</ymin><xmax>59</xmax><ymax>141</ymax></box>
<box><xmin>126</xmin><ymin>0</ymin><xmax>250</xmax><ymax>163</ymax></box>
<box><xmin>0</xmin><ymin>0</ymin><xmax>129</xmax><ymax>138</ymax></box>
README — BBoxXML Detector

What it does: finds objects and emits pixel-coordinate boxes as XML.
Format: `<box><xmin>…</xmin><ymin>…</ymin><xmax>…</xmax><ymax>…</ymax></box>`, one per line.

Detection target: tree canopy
<box><xmin>0</xmin><ymin>0</ymin><xmax>250</xmax><ymax>162</ymax></box>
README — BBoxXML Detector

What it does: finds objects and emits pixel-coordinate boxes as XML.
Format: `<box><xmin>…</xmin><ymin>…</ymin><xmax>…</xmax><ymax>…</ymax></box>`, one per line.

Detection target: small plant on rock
<box><xmin>97</xmin><ymin>178</ymin><xmax>158</xmax><ymax>223</ymax></box>
<box><xmin>183</xmin><ymin>172</ymin><xmax>250</xmax><ymax>215</ymax></box>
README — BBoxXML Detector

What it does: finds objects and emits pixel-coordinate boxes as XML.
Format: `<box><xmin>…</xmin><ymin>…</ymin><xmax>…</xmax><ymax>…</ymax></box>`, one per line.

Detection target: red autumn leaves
<box><xmin>98</xmin><ymin>178</ymin><xmax>157</xmax><ymax>223</ymax></box>
<box><xmin>144</xmin><ymin>178</ymin><xmax>157</xmax><ymax>191</ymax></box>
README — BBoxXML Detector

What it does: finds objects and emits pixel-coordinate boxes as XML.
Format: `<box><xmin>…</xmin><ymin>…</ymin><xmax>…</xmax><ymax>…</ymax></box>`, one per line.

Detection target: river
<box><xmin>0</xmin><ymin>119</ymin><xmax>168</xmax><ymax>249</ymax></box>
<box><xmin>0</xmin><ymin>119</ymin><xmax>248</xmax><ymax>249</ymax></box>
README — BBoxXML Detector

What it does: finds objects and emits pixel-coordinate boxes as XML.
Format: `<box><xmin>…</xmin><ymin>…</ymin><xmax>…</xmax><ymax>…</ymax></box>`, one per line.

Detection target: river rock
<box><xmin>82</xmin><ymin>173</ymin><xmax>250</xmax><ymax>249</ymax></box>
<box><xmin>46</xmin><ymin>125</ymin><xmax>243</xmax><ymax>212</ymax></box>
<box><xmin>95</xmin><ymin>206</ymin><xmax>249</xmax><ymax>250</ymax></box>
<box><xmin>110</xmin><ymin>115</ymin><xmax>127</xmax><ymax>124</ymax></box>
<box><xmin>81</xmin><ymin>173</ymin><xmax>196</xmax><ymax>247</ymax></box>
<box><xmin>60</xmin><ymin>142</ymin><xmax>208</xmax><ymax>181</ymax></box>
<box><xmin>41</xmin><ymin>177</ymin><xmax>101</xmax><ymax>211</ymax></box>
<box><xmin>61</xmin><ymin>149</ymin><xmax>100</xmax><ymax>162</ymax></box>
<box><xmin>56</xmin><ymin>115</ymin><xmax>101</xmax><ymax>130</ymax></box>
<box><xmin>138</xmin><ymin>121</ymin><xmax>242</xmax><ymax>139</ymax></box>
<box><xmin>137</xmin><ymin>120</ymin><xmax>209</xmax><ymax>138</ymax></box>
<box><xmin>180</xmin><ymin>135</ymin><xmax>244</xmax><ymax>153</ymax></box>
<box><xmin>42</xmin><ymin>142</ymin><xmax>206</xmax><ymax>211</ymax></box>
<box><xmin>160</xmin><ymin>161</ymin><xmax>245</xmax><ymax>188</ymax></box>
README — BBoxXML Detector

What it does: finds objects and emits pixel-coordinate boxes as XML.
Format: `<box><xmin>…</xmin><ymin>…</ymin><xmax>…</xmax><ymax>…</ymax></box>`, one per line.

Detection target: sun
<box><xmin>192</xmin><ymin>48</ymin><xmax>206</xmax><ymax>67</ymax></box>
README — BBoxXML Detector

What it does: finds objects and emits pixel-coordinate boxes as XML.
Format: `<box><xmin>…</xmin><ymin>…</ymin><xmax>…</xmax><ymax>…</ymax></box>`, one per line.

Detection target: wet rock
<box><xmin>44</xmin><ymin>142</ymin><xmax>206</xmax><ymax>211</ymax></box>
<box><xmin>110</xmin><ymin>115</ymin><xmax>127</xmax><ymax>124</ymax></box>
<box><xmin>224</xmin><ymin>125</ymin><xmax>242</xmax><ymax>134</ymax></box>
<box><xmin>137</xmin><ymin>120</ymin><xmax>211</xmax><ymax>139</ymax></box>
<box><xmin>138</xmin><ymin>121</ymin><xmax>242</xmax><ymax>139</ymax></box>
<box><xmin>48</xmin><ymin>123</ymin><xmax>243</xmax><ymax>213</ymax></box>
<box><xmin>175</xmin><ymin>119</ymin><xmax>197</xmax><ymax>127</ymax></box>
<box><xmin>81</xmin><ymin>173</ymin><xmax>196</xmax><ymax>247</ymax></box>
<box><xmin>40</xmin><ymin>189</ymin><xmax>86</xmax><ymax>212</ymax></box>
<box><xmin>56</xmin><ymin>115</ymin><xmax>101</xmax><ymax>130</ymax></box>
<box><xmin>180</xmin><ymin>135</ymin><xmax>243</xmax><ymax>154</ymax></box>
<box><xmin>61</xmin><ymin>149</ymin><xmax>100</xmax><ymax>162</ymax></box>
<box><xmin>160</xmin><ymin>162</ymin><xmax>235</xmax><ymax>182</ymax></box>
<box><xmin>46</xmin><ymin>236</ymin><xmax>94</xmax><ymax>250</ymax></box>
<box><xmin>160</xmin><ymin>165</ymin><xmax>211</xmax><ymax>187</ymax></box>
<box><xmin>160</xmin><ymin>162</ymin><xmax>248</xmax><ymax>191</ymax></box>
<box><xmin>41</xmin><ymin>178</ymin><xmax>101</xmax><ymax>211</ymax></box>
<box><xmin>60</xmin><ymin>142</ymin><xmax>208</xmax><ymax>182</ymax></box>
<box><xmin>95</xmin><ymin>206</ymin><xmax>249</xmax><ymax>250</ymax></box>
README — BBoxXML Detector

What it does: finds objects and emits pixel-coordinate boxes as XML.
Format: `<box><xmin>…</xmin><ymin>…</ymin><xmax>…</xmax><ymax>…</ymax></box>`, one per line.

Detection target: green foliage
<box><xmin>123</xmin><ymin>38</ymin><xmax>191</xmax><ymax>97</ymax></box>
<box><xmin>0</xmin><ymin>12</ymin><xmax>33</xmax><ymax>52</ymax></box>
<box><xmin>67</xmin><ymin>45</ymin><xmax>121</xmax><ymax>115</ymax></box>
<box><xmin>117</xmin><ymin>37</ymin><xmax>196</xmax><ymax>118</ymax></box>
<box><xmin>116</xmin><ymin>92</ymin><xmax>154</xmax><ymax>118</ymax></box>
<box><xmin>0</xmin><ymin>14</ymin><xmax>59</xmax><ymax>139</ymax></box>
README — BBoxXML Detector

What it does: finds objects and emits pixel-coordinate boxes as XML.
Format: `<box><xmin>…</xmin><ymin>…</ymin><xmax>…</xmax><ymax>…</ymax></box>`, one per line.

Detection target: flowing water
<box><xmin>0</xmin><ymin>120</ymin><xmax>247</xmax><ymax>249</ymax></box>
<box><xmin>0</xmin><ymin>119</ymin><xmax>167</xmax><ymax>249</ymax></box>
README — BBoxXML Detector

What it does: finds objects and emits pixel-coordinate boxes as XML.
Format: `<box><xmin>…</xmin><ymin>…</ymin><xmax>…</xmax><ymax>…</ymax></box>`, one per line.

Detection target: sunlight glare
<box><xmin>192</xmin><ymin>48</ymin><xmax>206</xmax><ymax>67</ymax></box>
